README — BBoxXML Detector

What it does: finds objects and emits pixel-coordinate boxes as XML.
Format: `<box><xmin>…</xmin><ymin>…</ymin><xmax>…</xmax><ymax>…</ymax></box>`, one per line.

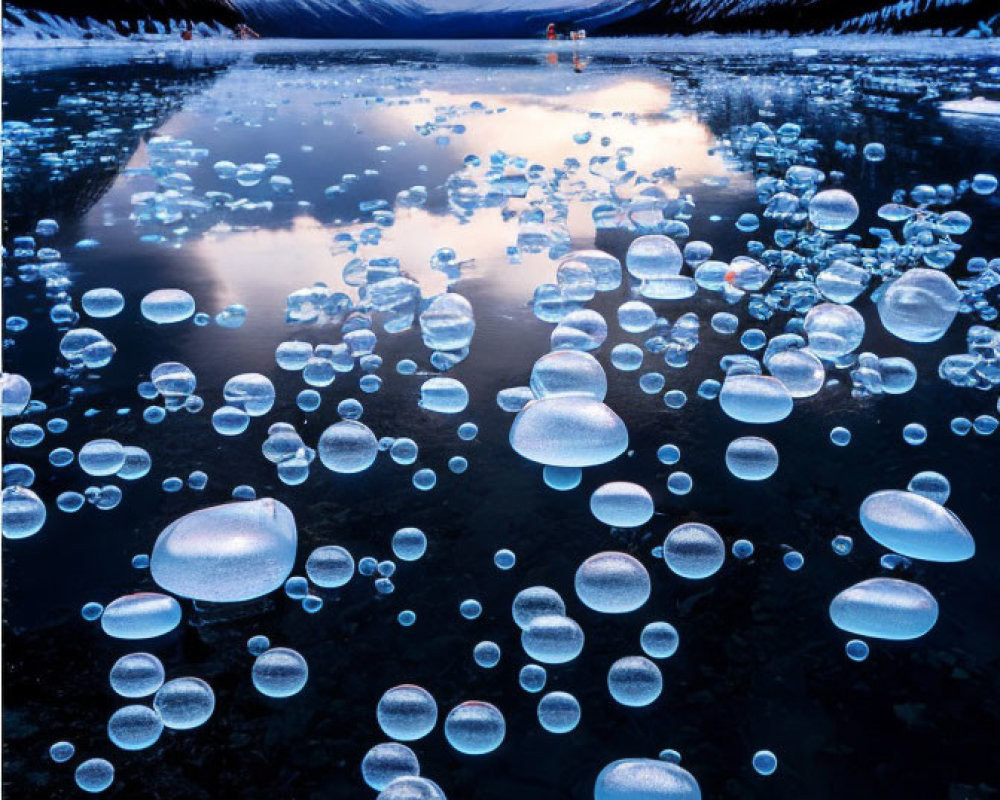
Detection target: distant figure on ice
<box><xmin>235</xmin><ymin>22</ymin><xmax>261</xmax><ymax>39</ymax></box>
<box><xmin>546</xmin><ymin>23</ymin><xmax>557</xmax><ymax>40</ymax></box>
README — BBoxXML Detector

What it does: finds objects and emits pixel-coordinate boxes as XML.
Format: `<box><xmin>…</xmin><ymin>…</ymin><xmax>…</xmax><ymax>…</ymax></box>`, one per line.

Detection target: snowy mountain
<box><xmin>603</xmin><ymin>0</ymin><xmax>998</xmax><ymax>34</ymax></box>
<box><xmin>232</xmin><ymin>0</ymin><xmax>997</xmax><ymax>36</ymax></box>
<box><xmin>3</xmin><ymin>0</ymin><xmax>996</xmax><ymax>40</ymax></box>
<box><xmin>3</xmin><ymin>0</ymin><xmax>242</xmax><ymax>41</ymax></box>
<box><xmin>232</xmin><ymin>0</ymin><xmax>659</xmax><ymax>38</ymax></box>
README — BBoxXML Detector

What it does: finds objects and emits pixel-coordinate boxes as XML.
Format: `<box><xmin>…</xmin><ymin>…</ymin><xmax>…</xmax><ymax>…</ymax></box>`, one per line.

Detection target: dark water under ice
<box><xmin>3</xmin><ymin>38</ymin><xmax>1000</xmax><ymax>800</ymax></box>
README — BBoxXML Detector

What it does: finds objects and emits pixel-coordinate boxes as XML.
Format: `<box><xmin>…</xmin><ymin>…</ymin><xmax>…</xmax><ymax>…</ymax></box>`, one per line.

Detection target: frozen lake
<box><xmin>2</xmin><ymin>37</ymin><xmax>1000</xmax><ymax>800</ymax></box>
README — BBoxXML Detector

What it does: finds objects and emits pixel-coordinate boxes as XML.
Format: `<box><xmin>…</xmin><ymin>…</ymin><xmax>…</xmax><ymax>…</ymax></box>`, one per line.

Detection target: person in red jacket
<box><xmin>546</xmin><ymin>23</ymin><xmax>556</xmax><ymax>40</ymax></box>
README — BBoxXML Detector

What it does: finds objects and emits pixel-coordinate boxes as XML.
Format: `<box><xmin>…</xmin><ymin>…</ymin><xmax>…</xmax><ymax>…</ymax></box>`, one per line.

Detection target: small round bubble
<box><xmin>247</xmin><ymin>635</ymin><xmax>271</xmax><ymax>656</ymax></box>
<box><xmin>902</xmin><ymin>423</ymin><xmax>927</xmax><ymax>445</ymax></box>
<box><xmin>519</xmin><ymin>664</ymin><xmax>547</xmax><ymax>693</ymax></box>
<box><xmin>608</xmin><ymin>656</ymin><xmax>662</xmax><ymax>707</ymax></box>
<box><xmin>846</xmin><ymin>639</ymin><xmax>870</xmax><ymax>661</ymax></box>
<box><xmin>362</xmin><ymin>742</ymin><xmax>420</xmax><ymax>791</ymax></box>
<box><xmin>377</xmin><ymin>685</ymin><xmax>438</xmax><ymax>741</ymax></box>
<box><xmin>49</xmin><ymin>741</ymin><xmax>75</xmax><ymax>763</ymax></box>
<box><xmin>783</xmin><ymin>550</ymin><xmax>804</xmax><ymax>571</ymax></box>
<box><xmin>252</xmin><ymin>647</ymin><xmax>309</xmax><ymax>698</ymax></box>
<box><xmin>473</xmin><ymin>641</ymin><xmax>501</xmax><ymax>668</ymax></box>
<box><xmin>830</xmin><ymin>427</ymin><xmax>852</xmax><ymax>446</ymax></box>
<box><xmin>444</xmin><ymin>701</ymin><xmax>505</xmax><ymax>755</ymax></box>
<box><xmin>732</xmin><ymin>539</ymin><xmax>754</xmax><ymax>559</ymax></box>
<box><xmin>412</xmin><ymin>469</ymin><xmax>436</xmax><ymax>491</ymax></box>
<box><xmin>75</xmin><ymin>758</ymin><xmax>114</xmax><ymax>793</ymax></box>
<box><xmin>107</xmin><ymin>704</ymin><xmax>163</xmax><ymax>750</ymax></box>
<box><xmin>640</xmin><ymin>622</ymin><xmax>679</xmax><ymax>659</ymax></box>
<box><xmin>398</xmin><ymin>610</ymin><xmax>417</xmax><ymax>627</ymax></box>
<box><xmin>537</xmin><ymin>691</ymin><xmax>580</xmax><ymax>733</ymax></box>
<box><xmin>752</xmin><ymin>750</ymin><xmax>778</xmax><ymax>776</ymax></box>
<box><xmin>666</xmin><ymin>472</ymin><xmax>693</xmax><ymax>495</ymax></box>
<box><xmin>110</xmin><ymin>653</ymin><xmax>164</xmax><ymax>698</ymax></box>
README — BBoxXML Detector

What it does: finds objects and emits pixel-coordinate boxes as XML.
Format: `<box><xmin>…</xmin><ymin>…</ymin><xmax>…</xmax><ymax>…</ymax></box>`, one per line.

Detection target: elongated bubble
<box><xmin>719</xmin><ymin>375</ymin><xmax>792</xmax><ymax>424</ymax></box>
<box><xmin>100</xmin><ymin>593</ymin><xmax>181</xmax><ymax>640</ymax></box>
<box><xmin>589</xmin><ymin>482</ymin><xmax>654</xmax><ymax>527</ymax></box>
<box><xmin>521</xmin><ymin>614</ymin><xmax>584</xmax><ymax>664</ymax></box>
<box><xmin>140</xmin><ymin>289</ymin><xmax>195</xmax><ymax>324</ymax></box>
<box><xmin>829</xmin><ymin>578</ymin><xmax>938</xmax><ymax>640</ymax></box>
<box><xmin>859</xmin><ymin>490</ymin><xmax>973</xmax><ymax>562</ymax></box>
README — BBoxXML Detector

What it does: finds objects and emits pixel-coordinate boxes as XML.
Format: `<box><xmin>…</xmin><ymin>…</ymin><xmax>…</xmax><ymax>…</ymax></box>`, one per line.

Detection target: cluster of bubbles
<box><xmin>3</xmin><ymin>51</ymin><xmax>998</xmax><ymax>800</ymax></box>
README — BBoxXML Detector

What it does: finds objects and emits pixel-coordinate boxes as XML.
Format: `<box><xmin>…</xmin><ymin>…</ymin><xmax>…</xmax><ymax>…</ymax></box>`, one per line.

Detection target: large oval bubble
<box><xmin>151</xmin><ymin>499</ymin><xmax>297</xmax><ymax>602</ymax></box>
<box><xmin>510</xmin><ymin>397</ymin><xmax>627</xmax><ymax>467</ymax></box>
<box><xmin>829</xmin><ymin>578</ymin><xmax>938</xmax><ymax>640</ymax></box>
<box><xmin>859</xmin><ymin>490</ymin><xmax>973</xmax><ymax>562</ymax></box>
<box><xmin>595</xmin><ymin>758</ymin><xmax>701</xmax><ymax>800</ymax></box>
<box><xmin>719</xmin><ymin>375</ymin><xmax>793</xmax><ymax>424</ymax></box>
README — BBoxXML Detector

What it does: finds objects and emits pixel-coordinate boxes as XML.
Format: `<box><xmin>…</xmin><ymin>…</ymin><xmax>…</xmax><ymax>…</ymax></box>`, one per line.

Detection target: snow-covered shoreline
<box><xmin>4</xmin><ymin>32</ymin><xmax>999</xmax><ymax>54</ymax></box>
